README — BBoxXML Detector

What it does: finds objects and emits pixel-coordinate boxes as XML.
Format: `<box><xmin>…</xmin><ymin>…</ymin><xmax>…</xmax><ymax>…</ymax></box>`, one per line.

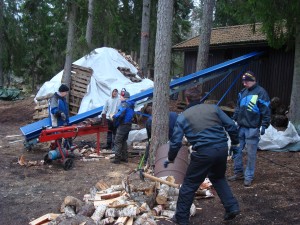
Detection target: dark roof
<box><xmin>173</xmin><ymin>23</ymin><xmax>267</xmax><ymax>50</ymax></box>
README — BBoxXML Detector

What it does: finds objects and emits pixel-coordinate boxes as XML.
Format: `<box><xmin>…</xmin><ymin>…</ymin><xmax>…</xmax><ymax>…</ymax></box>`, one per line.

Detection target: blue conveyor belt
<box><xmin>20</xmin><ymin>51</ymin><xmax>263</xmax><ymax>142</ymax></box>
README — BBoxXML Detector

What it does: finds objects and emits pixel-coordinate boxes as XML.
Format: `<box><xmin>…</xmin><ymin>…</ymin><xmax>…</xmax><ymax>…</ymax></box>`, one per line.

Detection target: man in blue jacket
<box><xmin>49</xmin><ymin>84</ymin><xmax>70</xmax><ymax>127</ymax></box>
<box><xmin>111</xmin><ymin>89</ymin><xmax>135</xmax><ymax>164</ymax></box>
<box><xmin>165</xmin><ymin>86</ymin><xmax>240</xmax><ymax>225</ymax></box>
<box><xmin>228</xmin><ymin>71</ymin><xmax>270</xmax><ymax>187</ymax></box>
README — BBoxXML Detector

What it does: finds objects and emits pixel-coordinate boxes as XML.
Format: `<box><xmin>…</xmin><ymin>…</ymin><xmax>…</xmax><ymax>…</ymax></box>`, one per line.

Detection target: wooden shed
<box><xmin>172</xmin><ymin>23</ymin><xmax>295</xmax><ymax>107</ymax></box>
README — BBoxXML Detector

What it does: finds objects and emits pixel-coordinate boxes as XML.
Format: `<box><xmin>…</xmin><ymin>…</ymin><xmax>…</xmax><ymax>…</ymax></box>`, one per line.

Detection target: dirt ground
<box><xmin>0</xmin><ymin>97</ymin><xmax>300</xmax><ymax>225</ymax></box>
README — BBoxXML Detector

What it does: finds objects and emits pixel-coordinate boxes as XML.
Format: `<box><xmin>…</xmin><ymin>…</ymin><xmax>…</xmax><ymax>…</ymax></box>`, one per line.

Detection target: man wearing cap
<box><xmin>100</xmin><ymin>89</ymin><xmax>121</xmax><ymax>149</ymax></box>
<box><xmin>228</xmin><ymin>71</ymin><xmax>270</xmax><ymax>187</ymax></box>
<box><xmin>111</xmin><ymin>89</ymin><xmax>135</xmax><ymax>164</ymax></box>
<box><xmin>49</xmin><ymin>84</ymin><xmax>70</xmax><ymax>127</ymax></box>
<box><xmin>165</xmin><ymin>86</ymin><xmax>240</xmax><ymax>224</ymax></box>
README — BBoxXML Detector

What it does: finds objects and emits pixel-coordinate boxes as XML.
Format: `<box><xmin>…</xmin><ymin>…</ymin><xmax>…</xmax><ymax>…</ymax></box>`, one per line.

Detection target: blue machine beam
<box><xmin>20</xmin><ymin>51</ymin><xmax>263</xmax><ymax>142</ymax></box>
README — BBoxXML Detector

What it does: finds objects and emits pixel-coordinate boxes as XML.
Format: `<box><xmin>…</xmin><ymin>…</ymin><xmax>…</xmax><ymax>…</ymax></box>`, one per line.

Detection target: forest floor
<box><xmin>0</xmin><ymin>96</ymin><xmax>300</xmax><ymax>225</ymax></box>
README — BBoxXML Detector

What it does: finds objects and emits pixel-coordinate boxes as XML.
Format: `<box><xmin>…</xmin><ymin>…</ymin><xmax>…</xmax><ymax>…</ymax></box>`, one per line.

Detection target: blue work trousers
<box><xmin>175</xmin><ymin>146</ymin><xmax>239</xmax><ymax>225</ymax></box>
<box><xmin>233</xmin><ymin>126</ymin><xmax>260</xmax><ymax>182</ymax></box>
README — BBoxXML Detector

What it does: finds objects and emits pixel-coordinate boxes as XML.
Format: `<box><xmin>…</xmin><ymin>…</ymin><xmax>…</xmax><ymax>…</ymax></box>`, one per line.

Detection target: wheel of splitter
<box><xmin>44</xmin><ymin>154</ymin><xmax>52</xmax><ymax>164</ymax></box>
<box><xmin>63</xmin><ymin>158</ymin><xmax>74</xmax><ymax>170</ymax></box>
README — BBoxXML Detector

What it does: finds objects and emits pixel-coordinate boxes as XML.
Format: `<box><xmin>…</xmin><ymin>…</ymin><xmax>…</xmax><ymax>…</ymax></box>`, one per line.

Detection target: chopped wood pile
<box><xmin>29</xmin><ymin>172</ymin><xmax>214</xmax><ymax>225</ymax></box>
<box><xmin>117</xmin><ymin>67</ymin><xmax>142</xmax><ymax>83</ymax></box>
<box><xmin>117</xmin><ymin>50</ymin><xmax>140</xmax><ymax>72</ymax></box>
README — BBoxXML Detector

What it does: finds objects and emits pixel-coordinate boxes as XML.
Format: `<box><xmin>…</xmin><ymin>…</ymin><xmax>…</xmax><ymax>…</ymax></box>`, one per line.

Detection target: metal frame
<box><xmin>20</xmin><ymin>51</ymin><xmax>264</xmax><ymax>142</ymax></box>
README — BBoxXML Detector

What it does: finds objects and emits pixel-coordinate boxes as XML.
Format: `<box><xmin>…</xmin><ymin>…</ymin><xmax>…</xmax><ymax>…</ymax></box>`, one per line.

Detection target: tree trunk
<box><xmin>0</xmin><ymin>0</ymin><xmax>4</xmax><ymax>88</ymax></box>
<box><xmin>139</xmin><ymin>0</ymin><xmax>151</xmax><ymax>78</ymax></box>
<box><xmin>288</xmin><ymin>21</ymin><xmax>300</xmax><ymax>133</ymax></box>
<box><xmin>62</xmin><ymin>2</ymin><xmax>77</xmax><ymax>96</ymax></box>
<box><xmin>85</xmin><ymin>0</ymin><xmax>94</xmax><ymax>49</ymax></box>
<box><xmin>196</xmin><ymin>0</ymin><xmax>215</xmax><ymax>71</ymax></box>
<box><xmin>150</xmin><ymin>0</ymin><xmax>174</xmax><ymax>165</ymax></box>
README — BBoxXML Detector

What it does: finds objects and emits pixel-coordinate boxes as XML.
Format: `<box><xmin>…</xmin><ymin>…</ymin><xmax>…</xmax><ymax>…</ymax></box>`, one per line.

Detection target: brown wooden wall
<box><xmin>182</xmin><ymin>46</ymin><xmax>295</xmax><ymax>107</ymax></box>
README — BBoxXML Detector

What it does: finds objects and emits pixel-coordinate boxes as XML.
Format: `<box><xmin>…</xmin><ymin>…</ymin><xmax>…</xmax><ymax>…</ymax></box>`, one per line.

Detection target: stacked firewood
<box><xmin>117</xmin><ymin>50</ymin><xmax>140</xmax><ymax>71</ymax></box>
<box><xmin>270</xmin><ymin>97</ymin><xmax>289</xmax><ymax>129</ymax></box>
<box><xmin>30</xmin><ymin>172</ymin><xmax>214</xmax><ymax>225</ymax></box>
<box><xmin>117</xmin><ymin>67</ymin><xmax>142</xmax><ymax>83</ymax></box>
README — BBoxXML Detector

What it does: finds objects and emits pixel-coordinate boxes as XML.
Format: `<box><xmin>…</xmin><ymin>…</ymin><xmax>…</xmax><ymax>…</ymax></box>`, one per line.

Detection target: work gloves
<box><xmin>260</xmin><ymin>126</ymin><xmax>266</xmax><ymax>135</ymax></box>
<box><xmin>229</xmin><ymin>144</ymin><xmax>240</xmax><ymax>156</ymax></box>
<box><xmin>60</xmin><ymin>112</ymin><xmax>67</xmax><ymax>121</ymax></box>
<box><xmin>163</xmin><ymin>159</ymin><xmax>174</xmax><ymax>168</ymax></box>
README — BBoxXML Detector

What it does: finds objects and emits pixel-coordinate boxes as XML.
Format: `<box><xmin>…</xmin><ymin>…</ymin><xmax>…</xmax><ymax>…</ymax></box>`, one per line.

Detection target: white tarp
<box><xmin>258</xmin><ymin>122</ymin><xmax>300</xmax><ymax>150</ymax></box>
<box><xmin>35</xmin><ymin>47</ymin><xmax>153</xmax><ymax>114</ymax></box>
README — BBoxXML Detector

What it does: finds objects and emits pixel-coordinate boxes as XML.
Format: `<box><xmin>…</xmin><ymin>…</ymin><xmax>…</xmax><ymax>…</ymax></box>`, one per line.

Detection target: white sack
<box><xmin>258</xmin><ymin>122</ymin><xmax>300</xmax><ymax>150</ymax></box>
<box><xmin>127</xmin><ymin>128</ymin><xmax>148</xmax><ymax>145</ymax></box>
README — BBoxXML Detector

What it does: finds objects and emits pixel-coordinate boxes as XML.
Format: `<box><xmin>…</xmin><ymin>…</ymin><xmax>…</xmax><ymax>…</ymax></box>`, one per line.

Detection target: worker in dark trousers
<box><xmin>100</xmin><ymin>88</ymin><xmax>121</xmax><ymax>149</ymax></box>
<box><xmin>111</xmin><ymin>89</ymin><xmax>135</xmax><ymax>164</ymax></box>
<box><xmin>49</xmin><ymin>84</ymin><xmax>70</xmax><ymax>127</ymax></box>
<box><xmin>164</xmin><ymin>86</ymin><xmax>240</xmax><ymax>225</ymax></box>
<box><xmin>49</xmin><ymin>84</ymin><xmax>73</xmax><ymax>149</ymax></box>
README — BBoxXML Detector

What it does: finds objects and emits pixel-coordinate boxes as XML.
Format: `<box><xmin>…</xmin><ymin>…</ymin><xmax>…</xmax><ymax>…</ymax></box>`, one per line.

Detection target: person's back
<box><xmin>166</xmin><ymin>86</ymin><xmax>240</xmax><ymax>225</ymax></box>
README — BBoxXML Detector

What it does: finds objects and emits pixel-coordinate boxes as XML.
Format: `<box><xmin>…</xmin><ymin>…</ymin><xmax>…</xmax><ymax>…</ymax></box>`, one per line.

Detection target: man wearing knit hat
<box><xmin>228</xmin><ymin>71</ymin><xmax>271</xmax><ymax>187</ymax></box>
<box><xmin>49</xmin><ymin>84</ymin><xmax>70</xmax><ymax>127</ymax></box>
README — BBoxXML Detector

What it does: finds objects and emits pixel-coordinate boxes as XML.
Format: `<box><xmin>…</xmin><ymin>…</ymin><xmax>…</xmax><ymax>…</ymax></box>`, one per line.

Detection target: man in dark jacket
<box><xmin>49</xmin><ymin>84</ymin><xmax>70</xmax><ymax>127</ymax></box>
<box><xmin>111</xmin><ymin>89</ymin><xmax>135</xmax><ymax>164</ymax></box>
<box><xmin>165</xmin><ymin>86</ymin><xmax>240</xmax><ymax>225</ymax></box>
<box><xmin>228</xmin><ymin>71</ymin><xmax>270</xmax><ymax>187</ymax></box>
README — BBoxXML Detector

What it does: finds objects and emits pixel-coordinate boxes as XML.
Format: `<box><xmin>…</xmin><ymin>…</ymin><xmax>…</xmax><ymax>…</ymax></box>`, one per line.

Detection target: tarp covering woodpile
<box><xmin>35</xmin><ymin>47</ymin><xmax>153</xmax><ymax>114</ymax></box>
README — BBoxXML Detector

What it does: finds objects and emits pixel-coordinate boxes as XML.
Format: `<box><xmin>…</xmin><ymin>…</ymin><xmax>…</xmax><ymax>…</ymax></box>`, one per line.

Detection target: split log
<box><xmin>165</xmin><ymin>201</ymin><xmax>196</xmax><ymax>216</ymax></box>
<box><xmin>83</xmin><ymin>194</ymin><xmax>93</xmax><ymax>203</ymax></box>
<box><xmin>151</xmin><ymin>205</ymin><xmax>163</xmax><ymax>216</ymax></box>
<box><xmin>29</xmin><ymin>213</ymin><xmax>60</xmax><ymax>225</ymax></box>
<box><xmin>156</xmin><ymin>184</ymin><xmax>169</xmax><ymax>205</ymax></box>
<box><xmin>168</xmin><ymin>187</ymin><xmax>179</xmax><ymax>196</ymax></box>
<box><xmin>167</xmin><ymin>195</ymin><xmax>178</xmax><ymax>201</ymax></box>
<box><xmin>128</xmin><ymin>179</ymin><xmax>156</xmax><ymax>195</ymax></box>
<box><xmin>110</xmin><ymin>185</ymin><xmax>124</xmax><ymax>192</ymax></box>
<box><xmin>95</xmin><ymin>180</ymin><xmax>109</xmax><ymax>190</ymax></box>
<box><xmin>165</xmin><ymin>201</ymin><xmax>177</xmax><ymax>211</ymax></box>
<box><xmin>94</xmin><ymin>196</ymin><xmax>127</xmax><ymax>207</ymax></box>
<box><xmin>105</xmin><ymin>206</ymin><xmax>140</xmax><ymax>218</ymax></box>
<box><xmin>98</xmin><ymin>217</ymin><xmax>114</xmax><ymax>225</ymax></box>
<box><xmin>61</xmin><ymin>196</ymin><xmax>83</xmax><ymax>213</ymax></box>
<box><xmin>64</xmin><ymin>205</ymin><xmax>76</xmax><ymax>218</ymax></box>
<box><xmin>160</xmin><ymin>210</ymin><xmax>175</xmax><ymax>218</ymax></box>
<box><xmin>125</xmin><ymin>217</ymin><xmax>134</xmax><ymax>225</ymax></box>
<box><xmin>138</xmin><ymin>203</ymin><xmax>150</xmax><ymax>213</ymax></box>
<box><xmin>108</xmin><ymin>198</ymin><xmax>134</xmax><ymax>208</ymax></box>
<box><xmin>91</xmin><ymin>204</ymin><xmax>107</xmax><ymax>222</ymax></box>
<box><xmin>77</xmin><ymin>203</ymin><xmax>95</xmax><ymax>217</ymax></box>
<box><xmin>98</xmin><ymin>191</ymin><xmax>122</xmax><ymax>200</ymax></box>
<box><xmin>133</xmin><ymin>213</ymin><xmax>156</xmax><ymax>225</ymax></box>
<box><xmin>115</xmin><ymin>216</ymin><xmax>129</xmax><ymax>225</ymax></box>
<box><xmin>130</xmin><ymin>191</ymin><xmax>156</xmax><ymax>209</ymax></box>
<box><xmin>54</xmin><ymin>215</ymin><xmax>96</xmax><ymax>225</ymax></box>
